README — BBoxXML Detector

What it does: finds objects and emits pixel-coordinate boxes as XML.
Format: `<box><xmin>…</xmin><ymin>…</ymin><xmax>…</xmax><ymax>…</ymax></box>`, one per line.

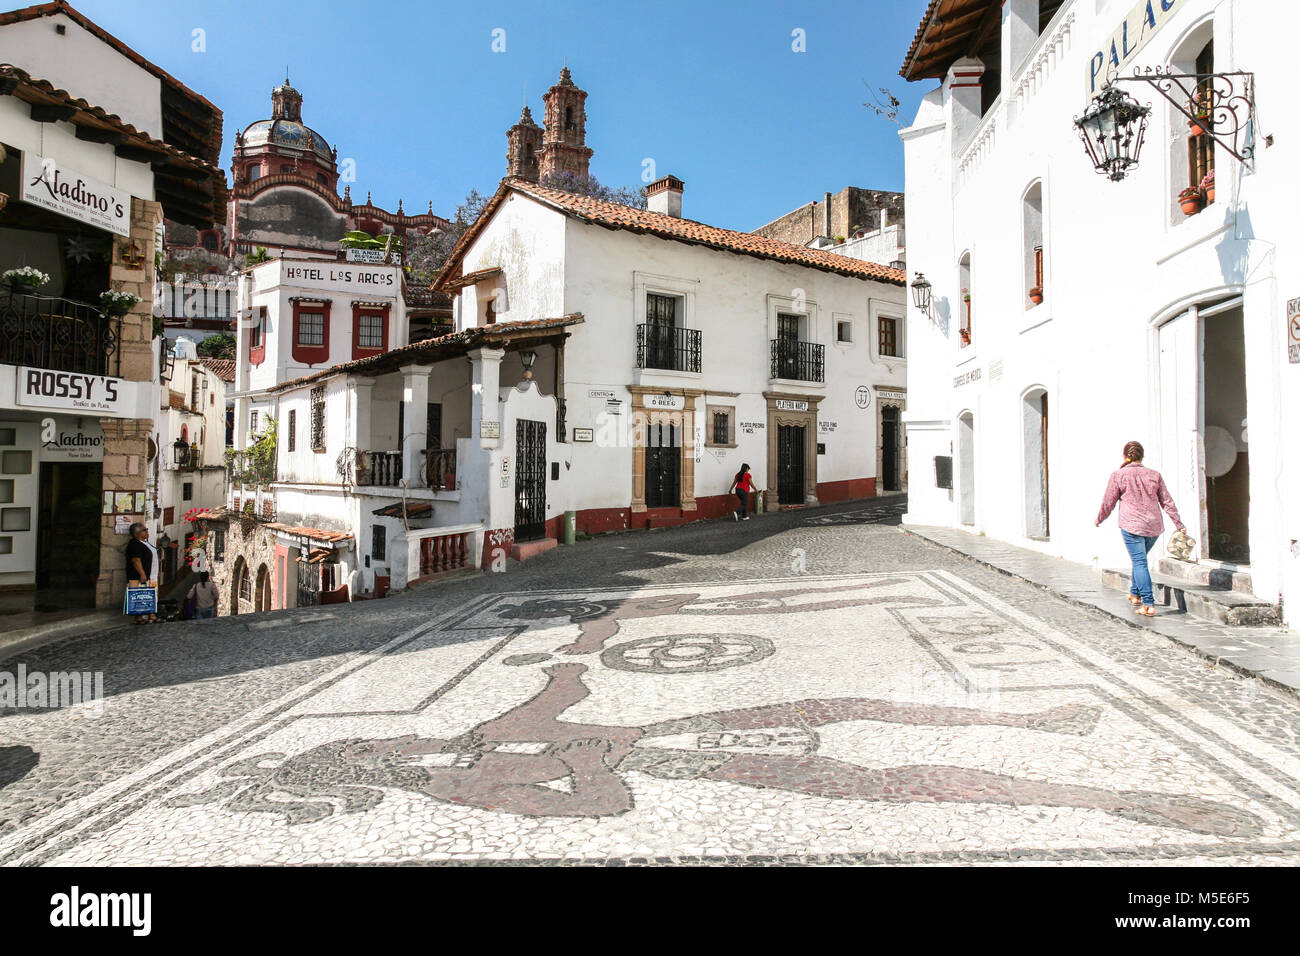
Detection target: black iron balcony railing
<box><xmin>422</xmin><ymin>447</ymin><xmax>457</xmax><ymax>491</ymax></box>
<box><xmin>636</xmin><ymin>323</ymin><xmax>701</xmax><ymax>373</ymax></box>
<box><xmin>0</xmin><ymin>292</ymin><xmax>121</xmax><ymax>376</ymax></box>
<box><xmin>770</xmin><ymin>339</ymin><xmax>825</xmax><ymax>383</ymax></box>
<box><xmin>359</xmin><ymin>450</ymin><xmax>402</xmax><ymax>487</ymax></box>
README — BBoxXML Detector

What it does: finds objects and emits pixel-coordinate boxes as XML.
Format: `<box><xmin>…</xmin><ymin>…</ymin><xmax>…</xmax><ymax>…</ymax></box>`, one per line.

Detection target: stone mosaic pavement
<box><xmin>2</xmin><ymin>497</ymin><xmax>1300</xmax><ymax>865</ymax></box>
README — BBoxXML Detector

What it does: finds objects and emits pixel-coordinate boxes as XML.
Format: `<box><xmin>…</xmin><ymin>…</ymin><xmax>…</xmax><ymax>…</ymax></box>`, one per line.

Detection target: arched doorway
<box><xmin>957</xmin><ymin>412</ymin><xmax>975</xmax><ymax>525</ymax></box>
<box><xmin>255</xmin><ymin>563</ymin><xmax>272</xmax><ymax>612</ymax></box>
<box><xmin>1022</xmin><ymin>389</ymin><xmax>1049</xmax><ymax>539</ymax></box>
<box><xmin>230</xmin><ymin>556</ymin><xmax>247</xmax><ymax>616</ymax></box>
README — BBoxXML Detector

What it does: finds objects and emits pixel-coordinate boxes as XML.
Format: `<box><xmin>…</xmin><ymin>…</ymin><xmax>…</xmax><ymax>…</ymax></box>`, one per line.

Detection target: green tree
<box><xmin>196</xmin><ymin>332</ymin><xmax>236</xmax><ymax>360</ymax></box>
<box><xmin>225</xmin><ymin>421</ymin><xmax>277</xmax><ymax>487</ymax></box>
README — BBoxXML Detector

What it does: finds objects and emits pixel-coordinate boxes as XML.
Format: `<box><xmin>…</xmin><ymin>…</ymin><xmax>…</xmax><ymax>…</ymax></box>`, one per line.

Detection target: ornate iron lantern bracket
<box><xmin>1116</xmin><ymin>68</ymin><xmax>1256</xmax><ymax>169</ymax></box>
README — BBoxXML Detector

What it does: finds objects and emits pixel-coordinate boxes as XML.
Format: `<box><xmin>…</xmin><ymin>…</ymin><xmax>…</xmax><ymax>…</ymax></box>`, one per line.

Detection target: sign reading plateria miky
<box><xmin>1087</xmin><ymin>0</ymin><xmax>1184</xmax><ymax>99</ymax></box>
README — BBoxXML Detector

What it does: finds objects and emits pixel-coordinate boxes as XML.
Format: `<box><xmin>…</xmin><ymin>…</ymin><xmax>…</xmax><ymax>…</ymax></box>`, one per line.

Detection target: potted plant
<box><xmin>959</xmin><ymin>328</ymin><xmax>972</xmax><ymax>346</ymax></box>
<box><xmin>1201</xmin><ymin>170</ymin><xmax>1215</xmax><ymax>204</ymax></box>
<box><xmin>3</xmin><ymin>266</ymin><xmax>50</xmax><ymax>294</ymax></box>
<box><xmin>1178</xmin><ymin>186</ymin><xmax>1203</xmax><ymax>216</ymax></box>
<box><xmin>1188</xmin><ymin>92</ymin><xmax>1212</xmax><ymax>136</ymax></box>
<box><xmin>99</xmin><ymin>289</ymin><xmax>140</xmax><ymax>317</ymax></box>
<box><xmin>1029</xmin><ymin>285</ymin><xmax>1044</xmax><ymax>305</ymax></box>
<box><xmin>961</xmin><ymin>287</ymin><xmax>971</xmax><ymax>303</ymax></box>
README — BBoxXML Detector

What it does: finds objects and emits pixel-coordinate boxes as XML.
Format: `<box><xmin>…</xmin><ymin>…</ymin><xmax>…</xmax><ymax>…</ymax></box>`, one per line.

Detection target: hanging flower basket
<box><xmin>1178</xmin><ymin>187</ymin><xmax>1203</xmax><ymax>216</ymax></box>
<box><xmin>3</xmin><ymin>266</ymin><xmax>49</xmax><ymax>294</ymax></box>
<box><xmin>100</xmin><ymin>289</ymin><xmax>140</xmax><ymax>317</ymax></box>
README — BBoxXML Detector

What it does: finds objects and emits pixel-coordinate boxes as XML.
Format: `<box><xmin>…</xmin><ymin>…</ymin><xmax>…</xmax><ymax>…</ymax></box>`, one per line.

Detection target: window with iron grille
<box><xmin>287</xmin><ymin>409</ymin><xmax>296</xmax><ymax>452</ymax></box>
<box><xmin>249</xmin><ymin>409</ymin><xmax>259</xmax><ymax>434</ymax></box>
<box><xmin>1188</xmin><ymin>41</ymin><xmax>1215</xmax><ymax>205</ymax></box>
<box><xmin>191</xmin><ymin>375</ymin><xmax>201</xmax><ymax>410</ymax></box>
<box><xmin>213</xmin><ymin>526</ymin><xmax>225</xmax><ymax>561</ymax></box>
<box><xmin>879</xmin><ymin>317</ymin><xmax>898</xmax><ymax>357</ymax></box>
<box><xmin>311</xmin><ymin>386</ymin><xmax>326</xmax><ymax>450</ymax></box>
<box><xmin>713</xmin><ymin>411</ymin><xmax>730</xmax><ymax>445</ymax></box>
<box><xmin>297</xmin><ymin>311</ymin><xmax>325</xmax><ymax>346</ymax></box>
<box><xmin>372</xmin><ymin>525</ymin><xmax>386</xmax><ymax>561</ymax></box>
<box><xmin>358</xmin><ymin>312</ymin><xmax>384</xmax><ymax>349</ymax></box>
<box><xmin>182</xmin><ymin>482</ymin><xmax>192</xmax><ymax>502</ymax></box>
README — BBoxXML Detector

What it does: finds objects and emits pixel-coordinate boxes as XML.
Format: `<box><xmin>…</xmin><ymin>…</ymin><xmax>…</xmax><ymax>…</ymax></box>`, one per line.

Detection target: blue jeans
<box><xmin>734</xmin><ymin>491</ymin><xmax>748</xmax><ymax>517</ymax></box>
<box><xmin>1121</xmin><ymin>530</ymin><xmax>1160</xmax><ymax>606</ymax></box>
<box><xmin>193</xmin><ymin>607</ymin><xmax>215</xmax><ymax>620</ymax></box>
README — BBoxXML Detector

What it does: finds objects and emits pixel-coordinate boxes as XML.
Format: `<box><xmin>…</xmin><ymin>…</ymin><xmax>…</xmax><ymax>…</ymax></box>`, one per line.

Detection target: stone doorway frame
<box><xmin>628</xmin><ymin>386</ymin><xmax>704</xmax><ymax>514</ymax></box>
<box><xmin>764</xmin><ymin>391</ymin><xmax>823</xmax><ymax>507</ymax></box>
<box><xmin>876</xmin><ymin>388</ymin><xmax>907</xmax><ymax>494</ymax></box>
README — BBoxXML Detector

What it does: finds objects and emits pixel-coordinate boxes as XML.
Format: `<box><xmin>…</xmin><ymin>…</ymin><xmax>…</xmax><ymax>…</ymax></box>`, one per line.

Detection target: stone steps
<box><xmin>1102</xmin><ymin>568</ymin><xmax>1280</xmax><ymax>626</ymax></box>
<box><xmin>1156</xmin><ymin>557</ymin><xmax>1253</xmax><ymax>593</ymax></box>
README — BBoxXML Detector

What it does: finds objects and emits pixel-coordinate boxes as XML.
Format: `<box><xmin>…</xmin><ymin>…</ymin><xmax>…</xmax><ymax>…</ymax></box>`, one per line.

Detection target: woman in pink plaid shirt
<box><xmin>1095</xmin><ymin>441</ymin><xmax>1186</xmax><ymax>617</ymax></box>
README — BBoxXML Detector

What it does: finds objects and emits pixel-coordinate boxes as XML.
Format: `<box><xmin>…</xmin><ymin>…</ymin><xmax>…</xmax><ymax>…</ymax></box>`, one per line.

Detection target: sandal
<box><xmin>1134</xmin><ymin>605</ymin><xmax>1156</xmax><ymax>617</ymax></box>
<box><xmin>1127</xmin><ymin>595</ymin><xmax>1142</xmax><ymax>606</ymax></box>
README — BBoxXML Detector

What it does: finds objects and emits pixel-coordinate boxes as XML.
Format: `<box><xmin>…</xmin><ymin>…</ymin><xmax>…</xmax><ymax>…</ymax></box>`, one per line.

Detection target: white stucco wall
<box><xmin>900</xmin><ymin>0</ymin><xmax>1300</xmax><ymax>622</ymax></box>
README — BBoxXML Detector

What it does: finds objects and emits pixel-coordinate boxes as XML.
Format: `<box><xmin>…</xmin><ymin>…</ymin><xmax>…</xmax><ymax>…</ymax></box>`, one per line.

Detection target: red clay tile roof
<box><xmin>433</xmin><ymin>179</ymin><xmax>905</xmax><ymax>292</ymax></box>
<box><xmin>899</xmin><ymin>0</ymin><xmax>1000</xmax><ymax>81</ymax></box>
<box><xmin>266</xmin><ymin>313</ymin><xmax>584</xmax><ymax>394</ymax></box>
<box><xmin>199</xmin><ymin>358</ymin><xmax>236</xmax><ymax>382</ymax></box>
<box><xmin>167</xmin><ymin>390</ymin><xmax>186</xmax><ymax>410</ymax></box>
<box><xmin>193</xmin><ymin>509</ymin><xmax>352</xmax><ymax>544</ymax></box>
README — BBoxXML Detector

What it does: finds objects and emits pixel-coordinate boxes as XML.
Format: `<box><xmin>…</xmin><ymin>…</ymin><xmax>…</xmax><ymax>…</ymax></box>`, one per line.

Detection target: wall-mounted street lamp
<box><xmin>1074</xmin><ymin>85</ymin><xmax>1151</xmax><ymax>181</ymax></box>
<box><xmin>520</xmin><ymin>349</ymin><xmax>537</xmax><ymax>380</ymax></box>
<box><xmin>910</xmin><ymin>273</ymin><xmax>932</xmax><ymax>313</ymax></box>
<box><xmin>172</xmin><ymin>437</ymin><xmax>190</xmax><ymax>467</ymax></box>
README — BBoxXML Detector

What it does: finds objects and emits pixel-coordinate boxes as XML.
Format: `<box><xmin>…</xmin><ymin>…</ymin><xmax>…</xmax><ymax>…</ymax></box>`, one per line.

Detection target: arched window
<box><xmin>1168</xmin><ymin>23</ymin><xmax>1215</xmax><ymax>222</ymax></box>
<box><xmin>958</xmin><ymin>252</ymin><xmax>972</xmax><ymax>347</ymax></box>
<box><xmin>1023</xmin><ymin>181</ymin><xmax>1044</xmax><ymax>308</ymax></box>
<box><xmin>564</xmin><ymin>106</ymin><xmax>574</xmax><ymax>130</ymax></box>
<box><xmin>248</xmin><ymin>164</ymin><xmax>262</xmax><ymax>181</ymax></box>
<box><xmin>201</xmin><ymin>231</ymin><xmax>218</xmax><ymax>251</ymax></box>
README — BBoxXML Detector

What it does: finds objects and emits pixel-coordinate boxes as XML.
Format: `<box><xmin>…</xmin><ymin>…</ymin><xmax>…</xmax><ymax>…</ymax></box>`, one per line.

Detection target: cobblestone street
<box><xmin>3</xmin><ymin>497</ymin><xmax>1300</xmax><ymax>865</ymax></box>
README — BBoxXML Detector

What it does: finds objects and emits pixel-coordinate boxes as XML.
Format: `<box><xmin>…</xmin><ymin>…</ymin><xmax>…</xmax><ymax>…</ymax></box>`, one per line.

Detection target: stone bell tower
<box><xmin>270</xmin><ymin>76</ymin><xmax>302</xmax><ymax>122</ymax></box>
<box><xmin>538</xmin><ymin>66</ymin><xmax>593</xmax><ymax>180</ymax></box>
<box><xmin>505</xmin><ymin>106</ymin><xmax>542</xmax><ymax>182</ymax></box>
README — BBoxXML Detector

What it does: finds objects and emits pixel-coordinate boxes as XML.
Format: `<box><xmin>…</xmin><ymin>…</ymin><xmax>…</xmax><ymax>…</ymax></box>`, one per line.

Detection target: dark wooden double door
<box><xmin>777</xmin><ymin>424</ymin><xmax>805</xmax><ymax>505</ymax></box>
<box><xmin>514</xmin><ymin>418</ymin><xmax>547</xmax><ymax>541</ymax></box>
<box><xmin>645</xmin><ymin>421</ymin><xmax>680</xmax><ymax>508</ymax></box>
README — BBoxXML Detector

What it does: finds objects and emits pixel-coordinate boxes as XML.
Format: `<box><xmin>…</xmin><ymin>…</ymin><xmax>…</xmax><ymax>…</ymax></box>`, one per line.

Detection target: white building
<box><xmin>199</xmin><ymin>177</ymin><xmax>907</xmax><ymax>613</ymax></box>
<box><xmin>0</xmin><ymin>2</ymin><xmax>223</xmax><ymax>607</ymax></box>
<box><xmin>898</xmin><ymin>0</ymin><xmax>1297</xmax><ymax>624</ymax></box>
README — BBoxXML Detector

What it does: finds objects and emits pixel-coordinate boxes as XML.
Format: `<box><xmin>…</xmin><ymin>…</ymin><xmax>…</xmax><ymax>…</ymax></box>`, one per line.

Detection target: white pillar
<box><xmin>469</xmin><ymin>347</ymin><xmax>505</xmax><ymax>450</ymax></box>
<box><xmin>400</xmin><ymin>365</ymin><xmax>431</xmax><ymax>485</ymax></box>
<box><xmin>945</xmin><ymin>57</ymin><xmax>987</xmax><ymax>154</ymax></box>
<box><xmin>1003</xmin><ymin>0</ymin><xmax>1039</xmax><ymax>91</ymax></box>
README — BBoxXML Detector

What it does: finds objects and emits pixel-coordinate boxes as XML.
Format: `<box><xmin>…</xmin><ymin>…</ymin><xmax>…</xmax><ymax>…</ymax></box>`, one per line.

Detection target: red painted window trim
<box><xmin>248</xmin><ymin>305</ymin><xmax>266</xmax><ymax>366</ymax></box>
<box><xmin>351</xmin><ymin>304</ymin><xmax>389</xmax><ymax>359</ymax></box>
<box><xmin>292</xmin><ymin>300</ymin><xmax>331</xmax><ymax>366</ymax></box>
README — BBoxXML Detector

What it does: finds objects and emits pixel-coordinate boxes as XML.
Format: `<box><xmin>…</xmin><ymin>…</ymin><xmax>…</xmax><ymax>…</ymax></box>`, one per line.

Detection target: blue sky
<box><xmin>72</xmin><ymin>0</ymin><xmax>934</xmax><ymax>231</ymax></box>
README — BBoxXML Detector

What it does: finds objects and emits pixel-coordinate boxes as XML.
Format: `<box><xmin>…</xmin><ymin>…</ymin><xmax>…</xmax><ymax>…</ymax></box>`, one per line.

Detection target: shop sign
<box><xmin>573</xmin><ymin>428</ymin><xmax>594</xmax><ymax>442</ymax></box>
<box><xmin>818</xmin><ymin>421</ymin><xmax>838</xmax><ymax>434</ymax></box>
<box><xmin>876</xmin><ymin>389</ymin><xmax>906</xmax><ymax>401</ymax></box>
<box><xmin>344</xmin><ymin>247</ymin><xmax>401</xmax><ymax>266</ymax></box>
<box><xmin>645</xmin><ymin>393</ymin><xmax>685</xmax><ymax>410</ymax></box>
<box><xmin>21</xmin><ymin>153</ymin><xmax>130</xmax><ymax>236</ymax></box>
<box><xmin>281</xmin><ymin>263</ymin><xmax>399</xmax><ymax>293</ymax></box>
<box><xmin>738</xmin><ymin>421</ymin><xmax>765</xmax><ymax>435</ymax></box>
<box><xmin>480</xmin><ymin>420</ymin><xmax>501</xmax><ymax>438</ymax></box>
<box><xmin>1087</xmin><ymin>0</ymin><xmax>1184</xmax><ymax>99</ymax></box>
<box><xmin>39</xmin><ymin>417</ymin><xmax>104</xmax><ymax>462</ymax></box>
<box><xmin>16</xmin><ymin>367</ymin><xmax>124</xmax><ymax>414</ymax></box>
<box><xmin>1288</xmin><ymin>296</ymin><xmax>1300</xmax><ymax>364</ymax></box>
<box><xmin>775</xmin><ymin>399</ymin><xmax>809</xmax><ymax>412</ymax></box>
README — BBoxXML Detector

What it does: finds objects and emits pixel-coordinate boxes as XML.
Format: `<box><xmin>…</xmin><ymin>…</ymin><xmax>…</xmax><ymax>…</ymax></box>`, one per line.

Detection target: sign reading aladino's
<box><xmin>21</xmin><ymin>153</ymin><xmax>130</xmax><ymax>236</ymax></box>
<box><xmin>1087</xmin><ymin>0</ymin><xmax>1183</xmax><ymax>98</ymax></box>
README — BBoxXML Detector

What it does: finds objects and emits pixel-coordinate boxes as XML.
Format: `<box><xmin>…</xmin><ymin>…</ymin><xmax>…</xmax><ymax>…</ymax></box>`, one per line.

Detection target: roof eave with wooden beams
<box><xmin>899</xmin><ymin>0</ymin><xmax>1002</xmax><ymax>81</ymax></box>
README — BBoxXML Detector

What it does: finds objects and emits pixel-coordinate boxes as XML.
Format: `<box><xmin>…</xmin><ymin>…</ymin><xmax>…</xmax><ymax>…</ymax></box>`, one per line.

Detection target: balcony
<box><xmin>636</xmin><ymin>324</ymin><xmax>701</xmax><ymax>373</ymax></box>
<box><xmin>0</xmin><ymin>292</ymin><xmax>120</xmax><ymax>376</ymax></box>
<box><xmin>422</xmin><ymin>447</ymin><xmax>457</xmax><ymax>492</ymax></box>
<box><xmin>358</xmin><ymin>451</ymin><xmax>402</xmax><ymax>487</ymax></box>
<box><xmin>770</xmin><ymin>339</ymin><xmax>825</xmax><ymax>383</ymax></box>
<box><xmin>174</xmin><ymin>446</ymin><xmax>202</xmax><ymax>470</ymax></box>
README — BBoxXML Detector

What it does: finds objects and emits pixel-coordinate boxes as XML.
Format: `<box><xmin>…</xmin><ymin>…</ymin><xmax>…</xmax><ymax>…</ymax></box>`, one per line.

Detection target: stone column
<box><xmin>96</xmin><ymin>417</ymin><xmax>153</xmax><ymax>608</ymax></box>
<box><xmin>469</xmin><ymin>348</ymin><xmax>504</xmax><ymax>449</ymax></box>
<box><xmin>400</xmin><ymin>365</ymin><xmax>431</xmax><ymax>485</ymax></box>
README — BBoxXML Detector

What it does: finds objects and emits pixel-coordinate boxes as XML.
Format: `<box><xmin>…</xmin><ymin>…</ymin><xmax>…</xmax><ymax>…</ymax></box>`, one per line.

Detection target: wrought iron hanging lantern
<box><xmin>520</xmin><ymin>349</ymin><xmax>537</xmax><ymax>380</ymax></box>
<box><xmin>1074</xmin><ymin>84</ymin><xmax>1151</xmax><ymax>181</ymax></box>
<box><xmin>910</xmin><ymin>273</ymin><xmax>932</xmax><ymax>312</ymax></box>
<box><xmin>172</xmin><ymin>437</ymin><xmax>190</xmax><ymax>466</ymax></box>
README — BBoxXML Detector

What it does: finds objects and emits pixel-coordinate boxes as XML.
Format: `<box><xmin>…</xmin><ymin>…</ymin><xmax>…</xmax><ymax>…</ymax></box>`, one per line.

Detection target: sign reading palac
<box><xmin>1087</xmin><ymin>0</ymin><xmax>1183</xmax><ymax>98</ymax></box>
<box><xmin>20</xmin><ymin>153</ymin><xmax>130</xmax><ymax>236</ymax></box>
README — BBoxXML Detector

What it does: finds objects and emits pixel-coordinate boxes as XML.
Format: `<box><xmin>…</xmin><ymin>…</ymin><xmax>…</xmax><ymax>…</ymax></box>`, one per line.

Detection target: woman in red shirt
<box><xmin>1095</xmin><ymin>441</ymin><xmax>1186</xmax><ymax>617</ymax></box>
<box><xmin>730</xmin><ymin>464</ymin><xmax>754</xmax><ymax>521</ymax></box>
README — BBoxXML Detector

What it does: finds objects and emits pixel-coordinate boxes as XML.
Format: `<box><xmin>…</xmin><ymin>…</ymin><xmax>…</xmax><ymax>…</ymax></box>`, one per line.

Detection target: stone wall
<box><xmin>201</xmin><ymin>516</ymin><xmax>279</xmax><ymax>617</ymax></box>
<box><xmin>754</xmin><ymin>187</ymin><xmax>906</xmax><ymax>246</ymax></box>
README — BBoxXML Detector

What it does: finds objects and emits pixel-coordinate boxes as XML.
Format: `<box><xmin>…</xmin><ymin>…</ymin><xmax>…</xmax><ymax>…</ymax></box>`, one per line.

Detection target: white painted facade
<box><xmin>900</xmin><ymin>0</ymin><xmax>1300</xmax><ymax>623</ymax></box>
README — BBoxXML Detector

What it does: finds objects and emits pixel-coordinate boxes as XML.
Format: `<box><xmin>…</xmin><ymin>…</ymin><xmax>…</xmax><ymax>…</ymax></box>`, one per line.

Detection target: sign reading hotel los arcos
<box><xmin>282</xmin><ymin>263</ymin><xmax>399</xmax><ymax>294</ymax></box>
<box><xmin>21</xmin><ymin>153</ymin><xmax>130</xmax><ymax>236</ymax></box>
<box><xmin>16</xmin><ymin>367</ymin><xmax>124</xmax><ymax>414</ymax></box>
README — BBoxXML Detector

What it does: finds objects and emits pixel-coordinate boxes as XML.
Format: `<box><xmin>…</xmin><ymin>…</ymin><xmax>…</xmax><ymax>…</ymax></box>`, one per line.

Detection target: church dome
<box><xmin>240</xmin><ymin>118</ymin><xmax>333</xmax><ymax>160</ymax></box>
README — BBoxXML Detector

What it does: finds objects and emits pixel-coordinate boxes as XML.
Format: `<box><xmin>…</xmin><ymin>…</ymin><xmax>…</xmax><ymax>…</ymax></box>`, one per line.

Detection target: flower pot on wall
<box><xmin>1206</xmin><ymin>185</ymin><xmax>1215</xmax><ymax>203</ymax></box>
<box><xmin>1188</xmin><ymin>118</ymin><xmax>1210</xmax><ymax>137</ymax></box>
<box><xmin>1179</xmin><ymin>195</ymin><xmax>1203</xmax><ymax>216</ymax></box>
<box><xmin>1028</xmin><ymin>286</ymin><xmax>1044</xmax><ymax>305</ymax></box>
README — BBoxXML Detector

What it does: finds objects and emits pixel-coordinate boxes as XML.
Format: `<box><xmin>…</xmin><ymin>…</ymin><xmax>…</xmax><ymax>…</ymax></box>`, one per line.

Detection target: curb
<box><xmin>901</xmin><ymin>527</ymin><xmax>1299</xmax><ymax>701</ymax></box>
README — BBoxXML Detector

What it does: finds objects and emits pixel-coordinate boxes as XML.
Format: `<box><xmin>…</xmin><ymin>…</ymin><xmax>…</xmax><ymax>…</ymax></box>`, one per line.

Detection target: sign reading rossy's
<box><xmin>15</xmin><ymin>367</ymin><xmax>130</xmax><ymax>415</ymax></box>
